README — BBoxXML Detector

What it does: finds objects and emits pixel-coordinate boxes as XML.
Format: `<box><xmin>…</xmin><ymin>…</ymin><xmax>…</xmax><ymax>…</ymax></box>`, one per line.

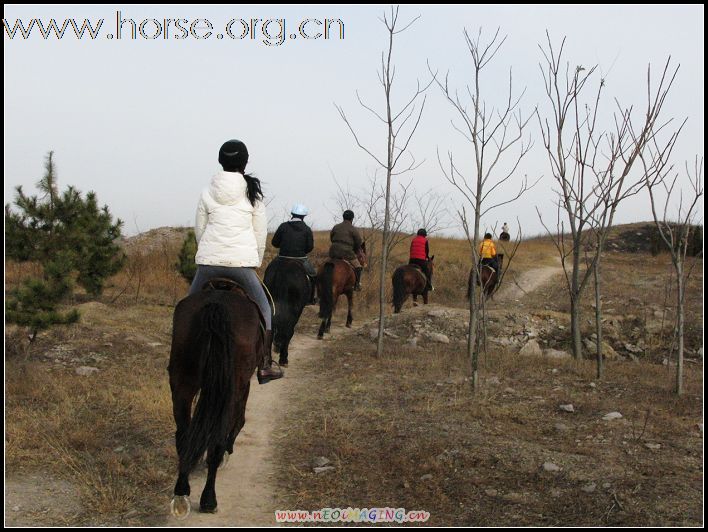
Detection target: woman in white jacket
<box><xmin>188</xmin><ymin>139</ymin><xmax>283</xmax><ymax>384</ymax></box>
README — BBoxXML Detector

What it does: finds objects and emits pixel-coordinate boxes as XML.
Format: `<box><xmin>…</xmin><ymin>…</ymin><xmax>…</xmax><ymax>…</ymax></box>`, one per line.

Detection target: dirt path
<box><xmin>170</xmin><ymin>313</ymin><xmax>341</xmax><ymax>527</ymax></box>
<box><xmin>496</xmin><ymin>259</ymin><xmax>563</xmax><ymax>302</ymax></box>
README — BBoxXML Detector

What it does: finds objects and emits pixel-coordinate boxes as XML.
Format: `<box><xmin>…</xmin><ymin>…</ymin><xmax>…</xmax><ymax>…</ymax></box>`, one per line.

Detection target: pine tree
<box><xmin>5</xmin><ymin>151</ymin><xmax>126</xmax><ymax>337</ymax></box>
<box><xmin>177</xmin><ymin>229</ymin><xmax>198</xmax><ymax>282</ymax></box>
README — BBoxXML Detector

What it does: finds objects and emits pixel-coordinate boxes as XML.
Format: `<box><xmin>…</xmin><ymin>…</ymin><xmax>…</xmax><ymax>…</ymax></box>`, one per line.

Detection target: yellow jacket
<box><xmin>480</xmin><ymin>238</ymin><xmax>497</xmax><ymax>259</ymax></box>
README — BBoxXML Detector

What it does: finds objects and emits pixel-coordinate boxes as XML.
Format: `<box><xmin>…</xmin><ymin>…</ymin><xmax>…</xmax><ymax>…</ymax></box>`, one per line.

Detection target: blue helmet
<box><xmin>291</xmin><ymin>203</ymin><xmax>309</xmax><ymax>217</ymax></box>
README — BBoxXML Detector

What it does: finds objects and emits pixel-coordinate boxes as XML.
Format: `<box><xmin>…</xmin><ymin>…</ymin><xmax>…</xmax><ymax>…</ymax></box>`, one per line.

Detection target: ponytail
<box><xmin>243</xmin><ymin>173</ymin><xmax>263</xmax><ymax>206</ymax></box>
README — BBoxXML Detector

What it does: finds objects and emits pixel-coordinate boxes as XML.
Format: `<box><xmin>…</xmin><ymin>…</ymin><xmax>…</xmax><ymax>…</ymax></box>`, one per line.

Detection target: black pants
<box><xmin>480</xmin><ymin>257</ymin><xmax>499</xmax><ymax>272</ymax></box>
<box><xmin>409</xmin><ymin>258</ymin><xmax>431</xmax><ymax>287</ymax></box>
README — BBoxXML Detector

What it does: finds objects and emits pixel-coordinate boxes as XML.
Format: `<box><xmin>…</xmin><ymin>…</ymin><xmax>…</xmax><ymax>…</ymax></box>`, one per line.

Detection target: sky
<box><xmin>4</xmin><ymin>5</ymin><xmax>704</xmax><ymax>238</ymax></box>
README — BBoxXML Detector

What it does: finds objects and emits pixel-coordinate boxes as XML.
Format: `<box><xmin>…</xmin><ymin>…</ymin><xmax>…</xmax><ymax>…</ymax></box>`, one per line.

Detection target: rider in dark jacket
<box><xmin>271</xmin><ymin>204</ymin><xmax>317</xmax><ymax>303</ymax></box>
<box><xmin>329</xmin><ymin>210</ymin><xmax>364</xmax><ymax>290</ymax></box>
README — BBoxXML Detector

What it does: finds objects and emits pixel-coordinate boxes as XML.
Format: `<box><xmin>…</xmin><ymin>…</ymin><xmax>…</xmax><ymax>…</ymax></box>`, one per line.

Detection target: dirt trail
<box><xmin>496</xmin><ymin>259</ymin><xmax>563</xmax><ymax>302</ymax></box>
<box><xmin>170</xmin><ymin>315</ymin><xmax>342</xmax><ymax>527</ymax></box>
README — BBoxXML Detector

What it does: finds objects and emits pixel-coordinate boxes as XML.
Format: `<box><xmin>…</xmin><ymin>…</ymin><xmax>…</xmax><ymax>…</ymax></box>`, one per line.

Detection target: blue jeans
<box><xmin>189</xmin><ymin>265</ymin><xmax>272</xmax><ymax>330</ymax></box>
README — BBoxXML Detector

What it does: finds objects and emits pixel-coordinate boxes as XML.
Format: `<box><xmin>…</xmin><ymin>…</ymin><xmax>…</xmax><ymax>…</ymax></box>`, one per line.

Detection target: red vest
<box><xmin>410</xmin><ymin>235</ymin><xmax>427</xmax><ymax>260</ymax></box>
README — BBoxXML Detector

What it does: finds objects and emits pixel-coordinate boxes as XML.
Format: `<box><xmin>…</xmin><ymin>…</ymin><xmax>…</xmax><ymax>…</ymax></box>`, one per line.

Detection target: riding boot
<box><xmin>354</xmin><ymin>267</ymin><xmax>363</xmax><ymax>291</ymax></box>
<box><xmin>257</xmin><ymin>330</ymin><xmax>284</xmax><ymax>384</ymax></box>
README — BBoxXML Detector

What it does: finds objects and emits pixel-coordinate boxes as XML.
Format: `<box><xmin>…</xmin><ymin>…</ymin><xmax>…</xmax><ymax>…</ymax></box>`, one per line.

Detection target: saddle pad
<box><xmin>201</xmin><ymin>277</ymin><xmax>268</xmax><ymax>333</ymax></box>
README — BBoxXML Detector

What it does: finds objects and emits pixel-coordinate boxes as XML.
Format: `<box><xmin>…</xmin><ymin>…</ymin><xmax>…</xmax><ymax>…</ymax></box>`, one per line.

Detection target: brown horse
<box><xmin>467</xmin><ymin>254</ymin><xmax>504</xmax><ymax>300</ymax></box>
<box><xmin>168</xmin><ymin>281</ymin><xmax>262</xmax><ymax>517</ymax></box>
<box><xmin>316</xmin><ymin>243</ymin><xmax>367</xmax><ymax>339</ymax></box>
<box><xmin>392</xmin><ymin>257</ymin><xmax>435</xmax><ymax>313</ymax></box>
<box><xmin>316</xmin><ymin>259</ymin><xmax>355</xmax><ymax>339</ymax></box>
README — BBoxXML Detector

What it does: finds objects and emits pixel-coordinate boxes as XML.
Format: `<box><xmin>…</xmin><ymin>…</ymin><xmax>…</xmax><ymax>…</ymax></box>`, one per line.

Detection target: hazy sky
<box><xmin>4</xmin><ymin>5</ymin><xmax>704</xmax><ymax>237</ymax></box>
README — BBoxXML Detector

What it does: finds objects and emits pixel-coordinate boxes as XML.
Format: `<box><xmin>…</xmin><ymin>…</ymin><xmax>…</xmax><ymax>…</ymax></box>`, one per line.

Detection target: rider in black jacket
<box><xmin>271</xmin><ymin>204</ymin><xmax>317</xmax><ymax>303</ymax></box>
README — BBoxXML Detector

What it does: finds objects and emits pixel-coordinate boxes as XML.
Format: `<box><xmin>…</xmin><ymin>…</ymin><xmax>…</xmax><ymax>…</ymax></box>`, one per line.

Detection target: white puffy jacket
<box><xmin>194</xmin><ymin>170</ymin><xmax>267</xmax><ymax>267</ymax></box>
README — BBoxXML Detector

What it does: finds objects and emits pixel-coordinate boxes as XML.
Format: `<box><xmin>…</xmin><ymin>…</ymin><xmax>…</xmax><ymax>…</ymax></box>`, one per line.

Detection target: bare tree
<box><xmin>336</xmin><ymin>6</ymin><xmax>431</xmax><ymax>356</ymax></box>
<box><xmin>432</xmin><ymin>27</ymin><xmax>535</xmax><ymax>391</ymax></box>
<box><xmin>643</xmin><ymin>153</ymin><xmax>703</xmax><ymax>395</ymax></box>
<box><xmin>537</xmin><ymin>34</ymin><xmax>682</xmax><ymax>365</ymax></box>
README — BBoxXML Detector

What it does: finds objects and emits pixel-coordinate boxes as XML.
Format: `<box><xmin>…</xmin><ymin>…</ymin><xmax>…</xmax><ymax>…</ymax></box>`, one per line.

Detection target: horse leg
<box><xmin>423</xmin><ymin>290</ymin><xmax>429</xmax><ymax>305</ymax></box>
<box><xmin>172</xmin><ymin>387</ymin><xmax>197</xmax><ymax>498</ymax></box>
<box><xmin>279</xmin><ymin>335</ymin><xmax>290</xmax><ymax>366</ymax></box>
<box><xmin>412</xmin><ymin>293</ymin><xmax>418</xmax><ymax>307</ymax></box>
<box><xmin>317</xmin><ymin>317</ymin><xmax>327</xmax><ymax>339</ymax></box>
<box><xmin>345</xmin><ymin>291</ymin><xmax>353</xmax><ymax>328</ymax></box>
<box><xmin>199</xmin><ymin>442</ymin><xmax>225</xmax><ymax>513</ymax></box>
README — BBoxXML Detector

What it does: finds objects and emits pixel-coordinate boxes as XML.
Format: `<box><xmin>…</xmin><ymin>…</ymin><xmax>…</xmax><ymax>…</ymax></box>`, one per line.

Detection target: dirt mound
<box><xmin>120</xmin><ymin>226</ymin><xmax>190</xmax><ymax>254</ymax></box>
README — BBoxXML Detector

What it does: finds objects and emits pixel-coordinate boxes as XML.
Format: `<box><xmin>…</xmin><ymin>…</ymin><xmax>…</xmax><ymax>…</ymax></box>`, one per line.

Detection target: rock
<box><xmin>487</xmin><ymin>376</ymin><xmax>501</xmax><ymax>386</ymax></box>
<box><xmin>384</xmin><ymin>330</ymin><xmax>399</xmax><ymax>339</ymax></box>
<box><xmin>503</xmin><ymin>387</ymin><xmax>516</xmax><ymax>395</ymax></box>
<box><xmin>583</xmin><ymin>338</ymin><xmax>619</xmax><ymax>359</ymax></box>
<box><xmin>484</xmin><ymin>489</ymin><xmax>498</xmax><ymax>497</ymax></box>
<box><xmin>559</xmin><ymin>404</ymin><xmax>575</xmax><ymax>413</ymax></box>
<box><xmin>602</xmin><ymin>412</ymin><xmax>623</xmax><ymax>421</ymax></box>
<box><xmin>502</xmin><ymin>492</ymin><xmax>524</xmax><ymax>503</ymax></box>
<box><xmin>369</xmin><ymin>329</ymin><xmax>378</xmax><ymax>341</ymax></box>
<box><xmin>602</xmin><ymin>482</ymin><xmax>612</xmax><ymax>489</ymax></box>
<box><xmin>12</xmin><ymin>506</ymin><xmax>20</xmax><ymax>512</ymax></box>
<box><xmin>427</xmin><ymin>309</ymin><xmax>449</xmax><ymax>318</ymax></box>
<box><xmin>406</xmin><ymin>337</ymin><xmax>419</xmax><ymax>348</ymax></box>
<box><xmin>581</xmin><ymin>482</ymin><xmax>597</xmax><ymax>493</ymax></box>
<box><xmin>113</xmin><ymin>446</ymin><xmax>125</xmax><ymax>453</ymax></box>
<box><xmin>544</xmin><ymin>348</ymin><xmax>571</xmax><ymax>359</ymax></box>
<box><xmin>420</xmin><ymin>474</ymin><xmax>433</xmax><ymax>481</ymax></box>
<box><xmin>624</xmin><ymin>343</ymin><xmax>643</xmax><ymax>354</ymax></box>
<box><xmin>644</xmin><ymin>443</ymin><xmax>661</xmax><ymax>450</ymax></box>
<box><xmin>312</xmin><ymin>456</ymin><xmax>331</xmax><ymax>468</ymax></box>
<box><xmin>313</xmin><ymin>466</ymin><xmax>336</xmax><ymax>475</ymax></box>
<box><xmin>589</xmin><ymin>382</ymin><xmax>597</xmax><ymax>388</ymax></box>
<box><xmin>519</xmin><ymin>339</ymin><xmax>542</xmax><ymax>357</ymax></box>
<box><xmin>147</xmin><ymin>342</ymin><xmax>163</xmax><ymax>347</ymax></box>
<box><xmin>554</xmin><ymin>423</ymin><xmax>569</xmax><ymax>431</ymax></box>
<box><xmin>425</xmin><ymin>332</ymin><xmax>450</xmax><ymax>344</ymax></box>
<box><xmin>525</xmin><ymin>328</ymin><xmax>538</xmax><ymax>339</ymax></box>
<box><xmin>75</xmin><ymin>366</ymin><xmax>99</xmax><ymax>376</ymax></box>
<box><xmin>543</xmin><ymin>462</ymin><xmax>561</xmax><ymax>472</ymax></box>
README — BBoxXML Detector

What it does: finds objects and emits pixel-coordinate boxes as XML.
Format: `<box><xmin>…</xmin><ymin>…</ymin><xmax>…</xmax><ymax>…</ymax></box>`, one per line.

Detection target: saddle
<box><xmin>201</xmin><ymin>277</ymin><xmax>270</xmax><ymax>334</ymax></box>
<box><xmin>327</xmin><ymin>258</ymin><xmax>356</xmax><ymax>275</ymax></box>
<box><xmin>408</xmin><ymin>263</ymin><xmax>429</xmax><ymax>285</ymax></box>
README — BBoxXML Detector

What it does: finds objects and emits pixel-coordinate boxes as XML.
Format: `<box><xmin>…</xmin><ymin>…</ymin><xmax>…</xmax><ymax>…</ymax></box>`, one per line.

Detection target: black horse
<box><xmin>168</xmin><ymin>281</ymin><xmax>262</xmax><ymax>516</ymax></box>
<box><xmin>264</xmin><ymin>257</ymin><xmax>311</xmax><ymax>366</ymax></box>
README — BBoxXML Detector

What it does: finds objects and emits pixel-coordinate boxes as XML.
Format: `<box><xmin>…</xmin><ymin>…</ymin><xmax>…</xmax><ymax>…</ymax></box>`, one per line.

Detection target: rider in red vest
<box><xmin>409</xmin><ymin>228</ymin><xmax>433</xmax><ymax>291</ymax></box>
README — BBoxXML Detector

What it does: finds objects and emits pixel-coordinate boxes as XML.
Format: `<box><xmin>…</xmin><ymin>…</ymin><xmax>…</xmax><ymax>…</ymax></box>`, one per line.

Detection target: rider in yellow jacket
<box><xmin>479</xmin><ymin>233</ymin><xmax>499</xmax><ymax>273</ymax></box>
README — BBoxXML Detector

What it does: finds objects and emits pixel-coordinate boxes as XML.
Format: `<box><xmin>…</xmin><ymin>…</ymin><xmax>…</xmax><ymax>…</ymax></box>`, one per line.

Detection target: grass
<box><xmin>4</xmin><ymin>223</ymin><xmax>704</xmax><ymax>525</ymax></box>
<box><xmin>274</xmin><ymin>310</ymin><xmax>703</xmax><ymax>526</ymax></box>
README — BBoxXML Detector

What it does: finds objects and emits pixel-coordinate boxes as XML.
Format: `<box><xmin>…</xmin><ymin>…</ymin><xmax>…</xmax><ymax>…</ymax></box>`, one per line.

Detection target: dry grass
<box><xmin>5</xmin><ymin>304</ymin><xmax>176</xmax><ymax>525</ymax></box>
<box><xmin>275</xmin><ymin>311</ymin><xmax>703</xmax><ymax>526</ymax></box>
<box><xmin>4</xmin><ymin>223</ymin><xmax>703</xmax><ymax>526</ymax></box>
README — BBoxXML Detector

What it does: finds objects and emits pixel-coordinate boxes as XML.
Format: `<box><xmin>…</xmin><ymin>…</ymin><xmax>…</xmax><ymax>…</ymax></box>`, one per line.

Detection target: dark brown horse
<box><xmin>467</xmin><ymin>254</ymin><xmax>504</xmax><ymax>300</ymax></box>
<box><xmin>168</xmin><ymin>281</ymin><xmax>262</xmax><ymax>517</ymax></box>
<box><xmin>392</xmin><ymin>257</ymin><xmax>435</xmax><ymax>313</ymax></box>
<box><xmin>316</xmin><ymin>243</ymin><xmax>366</xmax><ymax>339</ymax></box>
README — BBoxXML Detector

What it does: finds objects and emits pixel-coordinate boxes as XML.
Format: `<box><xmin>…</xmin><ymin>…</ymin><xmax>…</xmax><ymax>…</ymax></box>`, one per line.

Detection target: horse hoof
<box><xmin>200</xmin><ymin>504</ymin><xmax>218</xmax><ymax>514</ymax></box>
<box><xmin>279</xmin><ymin>360</ymin><xmax>289</xmax><ymax>367</ymax></box>
<box><xmin>171</xmin><ymin>495</ymin><xmax>191</xmax><ymax>520</ymax></box>
<box><xmin>346</xmin><ymin>323</ymin><xmax>352</xmax><ymax>328</ymax></box>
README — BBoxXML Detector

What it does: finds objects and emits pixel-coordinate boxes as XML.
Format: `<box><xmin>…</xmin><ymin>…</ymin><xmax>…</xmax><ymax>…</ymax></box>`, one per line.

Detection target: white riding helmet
<box><xmin>291</xmin><ymin>203</ymin><xmax>309</xmax><ymax>217</ymax></box>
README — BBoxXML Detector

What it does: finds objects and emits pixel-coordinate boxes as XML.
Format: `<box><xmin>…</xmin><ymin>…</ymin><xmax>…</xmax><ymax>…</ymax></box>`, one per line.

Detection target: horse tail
<box><xmin>318</xmin><ymin>262</ymin><xmax>335</xmax><ymax>319</ymax></box>
<box><xmin>392</xmin><ymin>268</ymin><xmax>407</xmax><ymax>312</ymax></box>
<box><xmin>179</xmin><ymin>301</ymin><xmax>234</xmax><ymax>474</ymax></box>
